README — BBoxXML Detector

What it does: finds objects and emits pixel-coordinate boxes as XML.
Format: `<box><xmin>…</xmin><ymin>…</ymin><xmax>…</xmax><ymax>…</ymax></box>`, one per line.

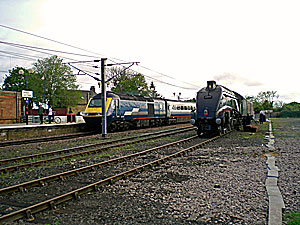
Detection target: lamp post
<box><xmin>41</xmin><ymin>75</ymin><xmax>45</xmax><ymax>103</ymax></box>
<box><xmin>150</xmin><ymin>81</ymin><xmax>156</xmax><ymax>98</ymax></box>
<box><xmin>19</xmin><ymin>68</ymin><xmax>34</xmax><ymax>125</ymax></box>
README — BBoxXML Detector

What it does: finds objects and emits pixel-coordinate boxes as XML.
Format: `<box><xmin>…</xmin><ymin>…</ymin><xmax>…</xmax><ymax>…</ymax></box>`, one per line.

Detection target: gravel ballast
<box><xmin>4</xmin><ymin>118</ymin><xmax>300</xmax><ymax>224</ymax></box>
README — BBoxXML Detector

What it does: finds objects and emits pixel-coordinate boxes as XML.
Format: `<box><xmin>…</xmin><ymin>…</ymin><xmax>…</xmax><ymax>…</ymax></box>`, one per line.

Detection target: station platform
<box><xmin>0</xmin><ymin>116</ymin><xmax>85</xmax><ymax>128</ymax></box>
<box><xmin>0</xmin><ymin>116</ymin><xmax>86</xmax><ymax>141</ymax></box>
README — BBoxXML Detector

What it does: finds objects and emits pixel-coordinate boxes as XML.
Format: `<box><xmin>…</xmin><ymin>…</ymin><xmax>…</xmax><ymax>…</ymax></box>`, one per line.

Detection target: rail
<box><xmin>0</xmin><ymin>127</ymin><xmax>194</xmax><ymax>173</ymax></box>
<box><xmin>0</xmin><ymin>132</ymin><xmax>229</xmax><ymax>223</ymax></box>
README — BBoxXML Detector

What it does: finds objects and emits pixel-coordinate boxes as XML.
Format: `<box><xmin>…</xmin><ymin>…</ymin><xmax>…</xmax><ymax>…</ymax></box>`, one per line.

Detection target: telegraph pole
<box><xmin>101</xmin><ymin>58</ymin><xmax>107</xmax><ymax>137</ymax></box>
<box><xmin>65</xmin><ymin>58</ymin><xmax>138</xmax><ymax>138</ymax></box>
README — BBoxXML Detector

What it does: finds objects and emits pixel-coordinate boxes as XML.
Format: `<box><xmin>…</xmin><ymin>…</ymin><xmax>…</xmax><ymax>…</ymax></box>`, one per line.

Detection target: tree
<box><xmin>2</xmin><ymin>56</ymin><xmax>81</xmax><ymax>108</ymax></box>
<box><xmin>2</xmin><ymin>67</ymin><xmax>30</xmax><ymax>92</ymax></box>
<box><xmin>256</xmin><ymin>91</ymin><xmax>279</xmax><ymax>108</ymax></box>
<box><xmin>32</xmin><ymin>56</ymin><xmax>81</xmax><ymax>108</ymax></box>
<box><xmin>107</xmin><ymin>67</ymin><xmax>150</xmax><ymax>96</ymax></box>
<box><xmin>2</xmin><ymin>67</ymin><xmax>33</xmax><ymax>109</ymax></box>
<box><xmin>246</xmin><ymin>95</ymin><xmax>263</xmax><ymax>113</ymax></box>
<box><xmin>281</xmin><ymin>102</ymin><xmax>300</xmax><ymax>111</ymax></box>
<box><xmin>247</xmin><ymin>91</ymin><xmax>279</xmax><ymax>113</ymax></box>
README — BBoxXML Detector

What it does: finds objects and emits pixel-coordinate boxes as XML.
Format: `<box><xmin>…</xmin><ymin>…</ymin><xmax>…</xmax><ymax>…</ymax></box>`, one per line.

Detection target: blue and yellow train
<box><xmin>83</xmin><ymin>92</ymin><xmax>196</xmax><ymax>131</ymax></box>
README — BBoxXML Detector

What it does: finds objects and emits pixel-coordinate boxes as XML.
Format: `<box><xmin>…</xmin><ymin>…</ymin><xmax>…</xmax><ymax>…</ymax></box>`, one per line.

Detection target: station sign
<box><xmin>22</xmin><ymin>90</ymin><xmax>33</xmax><ymax>98</ymax></box>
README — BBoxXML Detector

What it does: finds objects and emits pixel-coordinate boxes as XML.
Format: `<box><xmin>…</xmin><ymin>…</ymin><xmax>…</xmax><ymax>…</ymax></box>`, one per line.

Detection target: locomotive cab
<box><xmin>83</xmin><ymin>92</ymin><xmax>120</xmax><ymax>130</ymax></box>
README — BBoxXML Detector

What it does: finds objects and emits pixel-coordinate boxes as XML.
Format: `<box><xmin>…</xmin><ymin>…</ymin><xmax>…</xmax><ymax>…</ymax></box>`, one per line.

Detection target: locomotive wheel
<box><xmin>217</xmin><ymin>126</ymin><xmax>223</xmax><ymax>136</ymax></box>
<box><xmin>108</xmin><ymin>122</ymin><xmax>118</xmax><ymax>132</ymax></box>
<box><xmin>226</xmin><ymin>119</ymin><xmax>233</xmax><ymax>131</ymax></box>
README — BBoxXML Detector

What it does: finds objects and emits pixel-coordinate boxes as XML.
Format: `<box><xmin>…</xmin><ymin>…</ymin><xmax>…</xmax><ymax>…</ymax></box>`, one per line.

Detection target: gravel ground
<box><xmin>3</xmin><ymin>118</ymin><xmax>300</xmax><ymax>224</ymax></box>
<box><xmin>272</xmin><ymin>118</ymin><xmax>300</xmax><ymax>224</ymax></box>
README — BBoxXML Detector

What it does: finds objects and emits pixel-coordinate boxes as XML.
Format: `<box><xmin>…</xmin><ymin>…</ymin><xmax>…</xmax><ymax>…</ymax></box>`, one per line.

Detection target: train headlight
<box><xmin>216</xmin><ymin>118</ymin><xmax>222</xmax><ymax>125</ymax></box>
<box><xmin>204</xmin><ymin>109</ymin><xmax>208</xmax><ymax>116</ymax></box>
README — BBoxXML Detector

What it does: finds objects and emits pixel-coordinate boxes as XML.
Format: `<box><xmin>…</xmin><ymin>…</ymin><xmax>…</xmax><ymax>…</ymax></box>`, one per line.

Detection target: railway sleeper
<box><xmin>1</xmin><ymin>134</ymin><xmax>225</xmax><ymax>223</ymax></box>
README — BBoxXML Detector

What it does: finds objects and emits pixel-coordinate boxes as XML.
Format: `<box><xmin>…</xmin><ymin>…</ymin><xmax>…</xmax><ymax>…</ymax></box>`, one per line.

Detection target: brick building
<box><xmin>0</xmin><ymin>90</ymin><xmax>22</xmax><ymax>124</ymax></box>
<box><xmin>0</xmin><ymin>87</ymin><xmax>96</xmax><ymax>124</ymax></box>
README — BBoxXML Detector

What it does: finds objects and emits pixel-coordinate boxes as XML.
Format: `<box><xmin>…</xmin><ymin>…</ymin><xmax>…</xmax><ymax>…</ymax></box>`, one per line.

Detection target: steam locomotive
<box><xmin>83</xmin><ymin>92</ymin><xmax>196</xmax><ymax>131</ymax></box>
<box><xmin>192</xmin><ymin>81</ymin><xmax>254</xmax><ymax>136</ymax></box>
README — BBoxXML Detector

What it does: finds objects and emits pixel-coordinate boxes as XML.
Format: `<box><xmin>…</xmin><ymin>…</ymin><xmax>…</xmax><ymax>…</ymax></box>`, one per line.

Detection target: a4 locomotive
<box><xmin>83</xmin><ymin>92</ymin><xmax>196</xmax><ymax>131</ymax></box>
<box><xmin>192</xmin><ymin>81</ymin><xmax>254</xmax><ymax>136</ymax></box>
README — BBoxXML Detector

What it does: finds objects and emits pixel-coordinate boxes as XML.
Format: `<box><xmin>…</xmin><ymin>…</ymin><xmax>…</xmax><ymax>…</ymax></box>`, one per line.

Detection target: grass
<box><xmin>283</xmin><ymin>212</ymin><xmax>300</xmax><ymax>225</ymax></box>
<box><xmin>97</xmin><ymin>153</ymin><xmax>112</xmax><ymax>158</ymax></box>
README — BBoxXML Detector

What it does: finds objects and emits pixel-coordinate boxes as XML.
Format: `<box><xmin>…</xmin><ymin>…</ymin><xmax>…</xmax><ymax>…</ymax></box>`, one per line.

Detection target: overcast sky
<box><xmin>0</xmin><ymin>0</ymin><xmax>299</xmax><ymax>102</ymax></box>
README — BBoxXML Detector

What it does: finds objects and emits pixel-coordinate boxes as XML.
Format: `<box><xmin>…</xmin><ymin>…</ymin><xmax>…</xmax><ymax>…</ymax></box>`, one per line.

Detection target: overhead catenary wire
<box><xmin>139</xmin><ymin>65</ymin><xmax>199</xmax><ymax>89</ymax></box>
<box><xmin>0</xmin><ymin>24</ymin><xmax>200</xmax><ymax>91</ymax></box>
<box><xmin>0</xmin><ymin>24</ymin><xmax>123</xmax><ymax>65</ymax></box>
<box><xmin>0</xmin><ymin>44</ymin><xmax>100</xmax><ymax>70</ymax></box>
<box><xmin>0</xmin><ymin>54</ymin><xmax>36</xmax><ymax>61</ymax></box>
<box><xmin>0</xmin><ymin>50</ymin><xmax>39</xmax><ymax>59</ymax></box>
<box><xmin>0</xmin><ymin>41</ymin><xmax>100</xmax><ymax>59</ymax></box>
<box><xmin>0</xmin><ymin>41</ymin><xmax>195</xmax><ymax>90</ymax></box>
<box><xmin>0</xmin><ymin>24</ymin><xmax>107</xmax><ymax>58</ymax></box>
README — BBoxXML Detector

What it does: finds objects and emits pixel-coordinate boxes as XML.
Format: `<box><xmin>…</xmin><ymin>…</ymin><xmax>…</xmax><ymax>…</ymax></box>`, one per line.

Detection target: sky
<box><xmin>0</xmin><ymin>0</ymin><xmax>300</xmax><ymax>103</ymax></box>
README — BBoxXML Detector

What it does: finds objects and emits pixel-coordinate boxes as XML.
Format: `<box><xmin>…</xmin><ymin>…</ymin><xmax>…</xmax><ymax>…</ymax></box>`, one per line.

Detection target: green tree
<box><xmin>32</xmin><ymin>56</ymin><xmax>81</xmax><ymax>108</ymax></box>
<box><xmin>107</xmin><ymin>67</ymin><xmax>150</xmax><ymax>96</ymax></box>
<box><xmin>2</xmin><ymin>67</ymin><xmax>33</xmax><ymax>109</ymax></box>
<box><xmin>2</xmin><ymin>56</ymin><xmax>81</xmax><ymax>108</ymax></box>
<box><xmin>246</xmin><ymin>96</ymin><xmax>263</xmax><ymax>113</ymax></box>
<box><xmin>256</xmin><ymin>91</ymin><xmax>279</xmax><ymax>108</ymax></box>
<box><xmin>247</xmin><ymin>91</ymin><xmax>279</xmax><ymax>113</ymax></box>
<box><xmin>281</xmin><ymin>102</ymin><xmax>300</xmax><ymax>111</ymax></box>
<box><xmin>2</xmin><ymin>67</ymin><xmax>30</xmax><ymax>91</ymax></box>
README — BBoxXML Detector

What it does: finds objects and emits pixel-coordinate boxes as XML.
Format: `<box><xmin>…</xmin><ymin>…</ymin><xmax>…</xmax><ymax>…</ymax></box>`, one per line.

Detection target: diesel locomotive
<box><xmin>83</xmin><ymin>92</ymin><xmax>196</xmax><ymax>131</ymax></box>
<box><xmin>192</xmin><ymin>81</ymin><xmax>253</xmax><ymax>136</ymax></box>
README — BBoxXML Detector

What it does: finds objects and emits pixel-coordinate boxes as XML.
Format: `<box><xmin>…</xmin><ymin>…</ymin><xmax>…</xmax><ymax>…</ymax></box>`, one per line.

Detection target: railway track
<box><xmin>0</xmin><ymin>126</ymin><xmax>194</xmax><ymax>174</ymax></box>
<box><xmin>0</xmin><ymin>130</ymin><xmax>229</xmax><ymax>223</ymax></box>
<box><xmin>0</xmin><ymin>131</ymin><xmax>97</xmax><ymax>148</ymax></box>
<box><xmin>0</xmin><ymin>124</ymin><xmax>191</xmax><ymax>148</ymax></box>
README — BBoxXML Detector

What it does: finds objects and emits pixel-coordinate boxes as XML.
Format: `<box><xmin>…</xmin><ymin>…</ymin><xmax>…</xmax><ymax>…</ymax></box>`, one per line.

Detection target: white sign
<box><xmin>22</xmin><ymin>90</ymin><xmax>33</xmax><ymax>98</ymax></box>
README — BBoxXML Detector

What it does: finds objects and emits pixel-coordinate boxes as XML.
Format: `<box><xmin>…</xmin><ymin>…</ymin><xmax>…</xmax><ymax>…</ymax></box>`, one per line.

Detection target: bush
<box><xmin>278</xmin><ymin>111</ymin><xmax>300</xmax><ymax>118</ymax></box>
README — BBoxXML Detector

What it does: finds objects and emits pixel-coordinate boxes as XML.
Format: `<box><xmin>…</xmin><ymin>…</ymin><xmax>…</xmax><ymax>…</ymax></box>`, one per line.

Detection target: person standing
<box><xmin>48</xmin><ymin>105</ymin><xmax>53</xmax><ymax>124</ymax></box>
<box><xmin>259</xmin><ymin>110</ymin><xmax>265</xmax><ymax>124</ymax></box>
<box><xmin>38</xmin><ymin>104</ymin><xmax>44</xmax><ymax>124</ymax></box>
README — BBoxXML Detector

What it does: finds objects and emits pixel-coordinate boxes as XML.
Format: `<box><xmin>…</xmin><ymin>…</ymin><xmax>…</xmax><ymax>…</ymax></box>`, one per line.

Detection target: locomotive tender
<box><xmin>192</xmin><ymin>81</ymin><xmax>254</xmax><ymax>136</ymax></box>
<box><xmin>83</xmin><ymin>92</ymin><xmax>196</xmax><ymax>131</ymax></box>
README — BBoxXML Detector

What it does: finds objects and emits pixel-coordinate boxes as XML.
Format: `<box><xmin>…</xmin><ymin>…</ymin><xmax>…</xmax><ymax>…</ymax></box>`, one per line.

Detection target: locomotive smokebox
<box><xmin>207</xmin><ymin>80</ymin><xmax>216</xmax><ymax>90</ymax></box>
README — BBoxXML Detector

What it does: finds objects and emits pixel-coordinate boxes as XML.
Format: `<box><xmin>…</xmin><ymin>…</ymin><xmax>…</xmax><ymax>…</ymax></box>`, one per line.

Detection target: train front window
<box><xmin>89</xmin><ymin>99</ymin><xmax>102</xmax><ymax>107</ymax></box>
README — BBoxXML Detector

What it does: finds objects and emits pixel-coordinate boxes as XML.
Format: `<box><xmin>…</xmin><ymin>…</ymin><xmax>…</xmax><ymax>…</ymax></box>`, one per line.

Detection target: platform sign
<box><xmin>22</xmin><ymin>90</ymin><xmax>33</xmax><ymax>98</ymax></box>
